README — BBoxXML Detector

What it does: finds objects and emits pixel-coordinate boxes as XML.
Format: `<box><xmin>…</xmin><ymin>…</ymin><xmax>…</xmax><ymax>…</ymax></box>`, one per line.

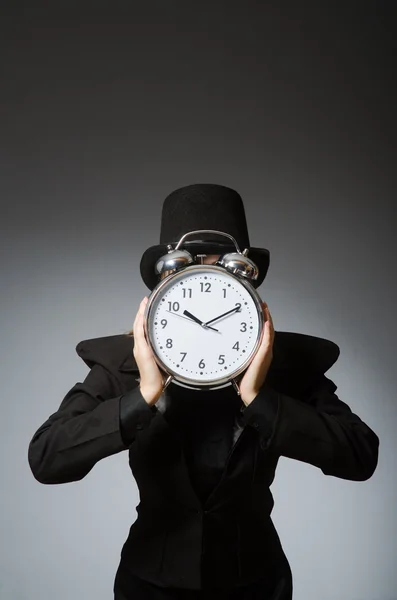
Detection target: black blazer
<box><xmin>27</xmin><ymin>331</ymin><xmax>379</xmax><ymax>591</ymax></box>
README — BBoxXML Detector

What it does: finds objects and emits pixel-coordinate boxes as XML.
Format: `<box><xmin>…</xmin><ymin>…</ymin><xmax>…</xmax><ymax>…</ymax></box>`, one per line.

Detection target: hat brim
<box><xmin>140</xmin><ymin>240</ymin><xmax>270</xmax><ymax>291</ymax></box>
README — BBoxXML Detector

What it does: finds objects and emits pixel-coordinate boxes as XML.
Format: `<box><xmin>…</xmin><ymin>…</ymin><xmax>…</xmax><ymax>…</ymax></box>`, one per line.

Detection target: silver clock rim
<box><xmin>142</xmin><ymin>264</ymin><xmax>265</xmax><ymax>389</ymax></box>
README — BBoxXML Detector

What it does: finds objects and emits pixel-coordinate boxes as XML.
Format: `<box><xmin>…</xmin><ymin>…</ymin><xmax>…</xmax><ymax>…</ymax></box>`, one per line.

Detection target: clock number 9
<box><xmin>161</xmin><ymin>319</ymin><xmax>167</xmax><ymax>328</ymax></box>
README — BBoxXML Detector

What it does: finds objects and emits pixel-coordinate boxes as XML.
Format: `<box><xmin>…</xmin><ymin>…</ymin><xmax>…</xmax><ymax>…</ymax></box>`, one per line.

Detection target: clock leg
<box><xmin>231</xmin><ymin>377</ymin><xmax>242</xmax><ymax>396</ymax></box>
<box><xmin>162</xmin><ymin>374</ymin><xmax>173</xmax><ymax>392</ymax></box>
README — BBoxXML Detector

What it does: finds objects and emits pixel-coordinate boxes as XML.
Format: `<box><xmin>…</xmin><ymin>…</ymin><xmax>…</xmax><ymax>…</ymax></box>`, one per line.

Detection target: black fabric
<box><xmin>114</xmin><ymin>556</ymin><xmax>293</xmax><ymax>599</ymax></box>
<box><xmin>119</xmin><ymin>387</ymin><xmax>158</xmax><ymax>446</ymax></box>
<box><xmin>120</xmin><ymin>382</ymin><xmax>244</xmax><ymax>504</ymax></box>
<box><xmin>116</xmin><ymin>382</ymin><xmax>291</xmax><ymax>596</ymax></box>
<box><xmin>27</xmin><ymin>331</ymin><xmax>379</xmax><ymax>594</ymax></box>
<box><xmin>242</xmin><ymin>383</ymin><xmax>280</xmax><ymax>450</ymax></box>
<box><xmin>159</xmin><ymin>184</ymin><xmax>251</xmax><ymax>247</ymax></box>
<box><xmin>138</xmin><ymin>183</ymin><xmax>271</xmax><ymax>291</ymax></box>
<box><xmin>159</xmin><ymin>383</ymin><xmax>242</xmax><ymax>504</ymax></box>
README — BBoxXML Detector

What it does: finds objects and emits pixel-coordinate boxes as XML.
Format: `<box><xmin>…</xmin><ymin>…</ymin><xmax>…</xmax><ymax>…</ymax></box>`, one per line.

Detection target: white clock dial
<box><xmin>145</xmin><ymin>265</ymin><xmax>262</xmax><ymax>385</ymax></box>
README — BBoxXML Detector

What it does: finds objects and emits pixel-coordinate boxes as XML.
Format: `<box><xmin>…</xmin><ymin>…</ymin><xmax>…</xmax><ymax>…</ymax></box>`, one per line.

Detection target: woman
<box><xmin>28</xmin><ymin>184</ymin><xmax>379</xmax><ymax>599</ymax></box>
<box><xmin>113</xmin><ymin>270</ymin><xmax>285</xmax><ymax>599</ymax></box>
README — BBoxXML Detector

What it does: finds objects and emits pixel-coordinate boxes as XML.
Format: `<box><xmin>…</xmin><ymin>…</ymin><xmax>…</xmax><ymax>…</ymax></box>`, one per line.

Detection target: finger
<box><xmin>263</xmin><ymin>302</ymin><xmax>274</xmax><ymax>329</ymax></box>
<box><xmin>265</xmin><ymin>308</ymin><xmax>274</xmax><ymax>331</ymax></box>
<box><xmin>133</xmin><ymin>298</ymin><xmax>148</xmax><ymax>348</ymax></box>
<box><xmin>261</xmin><ymin>302</ymin><xmax>271</xmax><ymax>326</ymax></box>
<box><xmin>264</xmin><ymin>312</ymin><xmax>274</xmax><ymax>343</ymax></box>
<box><xmin>138</xmin><ymin>302</ymin><xmax>154</xmax><ymax>357</ymax></box>
<box><xmin>265</xmin><ymin>314</ymin><xmax>275</xmax><ymax>347</ymax></box>
<box><xmin>133</xmin><ymin>300</ymin><xmax>144</xmax><ymax>336</ymax></box>
<box><xmin>261</xmin><ymin>306</ymin><xmax>274</xmax><ymax>346</ymax></box>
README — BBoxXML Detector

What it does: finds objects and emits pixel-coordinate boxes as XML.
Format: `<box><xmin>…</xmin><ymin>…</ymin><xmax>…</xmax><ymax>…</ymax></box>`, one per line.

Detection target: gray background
<box><xmin>1</xmin><ymin>2</ymin><xmax>396</xmax><ymax>599</ymax></box>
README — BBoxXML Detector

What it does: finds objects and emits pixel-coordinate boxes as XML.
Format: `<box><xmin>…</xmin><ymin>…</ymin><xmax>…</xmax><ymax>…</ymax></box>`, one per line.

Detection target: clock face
<box><xmin>144</xmin><ymin>265</ymin><xmax>263</xmax><ymax>385</ymax></box>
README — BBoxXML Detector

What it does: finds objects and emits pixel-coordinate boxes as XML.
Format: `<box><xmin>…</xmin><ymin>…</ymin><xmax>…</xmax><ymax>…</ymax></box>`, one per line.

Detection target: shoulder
<box><xmin>75</xmin><ymin>333</ymin><xmax>138</xmax><ymax>374</ymax></box>
<box><xmin>273</xmin><ymin>330</ymin><xmax>340</xmax><ymax>375</ymax></box>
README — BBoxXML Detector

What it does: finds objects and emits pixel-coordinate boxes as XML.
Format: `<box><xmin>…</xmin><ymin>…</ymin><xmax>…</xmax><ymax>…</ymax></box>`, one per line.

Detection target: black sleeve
<box><xmin>119</xmin><ymin>388</ymin><xmax>158</xmax><ymax>446</ymax></box>
<box><xmin>27</xmin><ymin>364</ymin><xmax>157</xmax><ymax>485</ymax></box>
<box><xmin>241</xmin><ymin>374</ymin><xmax>379</xmax><ymax>481</ymax></box>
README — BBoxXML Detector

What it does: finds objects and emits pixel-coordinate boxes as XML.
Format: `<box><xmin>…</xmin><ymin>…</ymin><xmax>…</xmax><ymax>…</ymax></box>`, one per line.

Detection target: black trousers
<box><xmin>113</xmin><ymin>561</ymin><xmax>293</xmax><ymax>600</ymax></box>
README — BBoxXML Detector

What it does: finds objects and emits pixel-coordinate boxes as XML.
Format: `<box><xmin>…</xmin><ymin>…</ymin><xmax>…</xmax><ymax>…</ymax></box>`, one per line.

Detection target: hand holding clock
<box><xmin>238</xmin><ymin>301</ymin><xmax>274</xmax><ymax>407</ymax></box>
<box><xmin>132</xmin><ymin>296</ymin><xmax>274</xmax><ymax>408</ymax></box>
<box><xmin>133</xmin><ymin>296</ymin><xmax>166</xmax><ymax>406</ymax></box>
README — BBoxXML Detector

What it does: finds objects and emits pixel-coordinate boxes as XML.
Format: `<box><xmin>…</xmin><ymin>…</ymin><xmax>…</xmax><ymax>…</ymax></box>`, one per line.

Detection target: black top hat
<box><xmin>140</xmin><ymin>183</ymin><xmax>270</xmax><ymax>291</ymax></box>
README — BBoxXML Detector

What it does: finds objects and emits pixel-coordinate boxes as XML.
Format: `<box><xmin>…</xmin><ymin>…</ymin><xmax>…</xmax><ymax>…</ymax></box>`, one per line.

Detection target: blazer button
<box><xmin>252</xmin><ymin>421</ymin><xmax>260</xmax><ymax>429</ymax></box>
<box><xmin>136</xmin><ymin>424</ymin><xmax>143</xmax><ymax>430</ymax></box>
<box><xmin>260</xmin><ymin>437</ymin><xmax>270</xmax><ymax>450</ymax></box>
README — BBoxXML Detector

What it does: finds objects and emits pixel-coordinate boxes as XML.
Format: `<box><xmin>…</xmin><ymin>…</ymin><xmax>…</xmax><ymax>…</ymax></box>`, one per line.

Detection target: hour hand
<box><xmin>183</xmin><ymin>310</ymin><xmax>219</xmax><ymax>332</ymax></box>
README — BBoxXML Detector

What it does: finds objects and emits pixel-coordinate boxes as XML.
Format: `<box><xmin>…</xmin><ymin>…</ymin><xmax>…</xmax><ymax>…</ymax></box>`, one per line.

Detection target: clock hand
<box><xmin>204</xmin><ymin>306</ymin><xmax>241</xmax><ymax>326</ymax></box>
<box><xmin>183</xmin><ymin>309</ymin><xmax>220</xmax><ymax>333</ymax></box>
<box><xmin>165</xmin><ymin>310</ymin><xmax>203</xmax><ymax>324</ymax></box>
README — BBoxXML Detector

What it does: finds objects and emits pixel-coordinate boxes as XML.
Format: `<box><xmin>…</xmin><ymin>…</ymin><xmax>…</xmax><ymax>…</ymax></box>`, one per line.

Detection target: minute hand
<box><xmin>204</xmin><ymin>306</ymin><xmax>241</xmax><ymax>326</ymax></box>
